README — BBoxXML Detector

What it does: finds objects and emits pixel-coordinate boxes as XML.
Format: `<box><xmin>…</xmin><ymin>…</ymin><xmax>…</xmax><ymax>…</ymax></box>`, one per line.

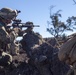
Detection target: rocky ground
<box><xmin>0</xmin><ymin>31</ymin><xmax>70</xmax><ymax>75</ymax></box>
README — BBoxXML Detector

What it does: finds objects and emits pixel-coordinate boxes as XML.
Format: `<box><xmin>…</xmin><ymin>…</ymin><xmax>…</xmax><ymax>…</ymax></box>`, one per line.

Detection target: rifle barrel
<box><xmin>21</xmin><ymin>24</ymin><xmax>40</xmax><ymax>27</ymax></box>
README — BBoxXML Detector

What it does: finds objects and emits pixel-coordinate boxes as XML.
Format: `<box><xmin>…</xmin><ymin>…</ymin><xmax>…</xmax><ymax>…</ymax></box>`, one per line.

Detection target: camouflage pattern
<box><xmin>66</xmin><ymin>67</ymin><xmax>74</xmax><ymax>75</ymax></box>
<box><xmin>22</xmin><ymin>21</ymin><xmax>34</xmax><ymax>33</ymax></box>
<box><xmin>0</xmin><ymin>23</ymin><xmax>12</xmax><ymax>67</ymax></box>
<box><xmin>0</xmin><ymin>7</ymin><xmax>17</xmax><ymax>20</ymax></box>
<box><xmin>0</xmin><ymin>7</ymin><xmax>20</xmax><ymax>68</ymax></box>
<box><xmin>0</xmin><ymin>24</ymin><xmax>10</xmax><ymax>51</ymax></box>
<box><xmin>9</xmin><ymin>42</ymin><xmax>19</xmax><ymax>55</ymax></box>
<box><xmin>72</xmin><ymin>62</ymin><xmax>76</xmax><ymax>75</ymax></box>
<box><xmin>0</xmin><ymin>51</ymin><xmax>12</xmax><ymax>66</ymax></box>
<box><xmin>8</xmin><ymin>30</ymin><xmax>19</xmax><ymax>55</ymax></box>
<box><xmin>24</xmin><ymin>27</ymin><xmax>33</xmax><ymax>33</ymax></box>
<box><xmin>0</xmin><ymin>26</ymin><xmax>10</xmax><ymax>42</ymax></box>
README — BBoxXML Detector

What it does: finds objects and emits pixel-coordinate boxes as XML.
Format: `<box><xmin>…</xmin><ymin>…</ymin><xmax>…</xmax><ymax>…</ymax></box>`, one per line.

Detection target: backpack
<box><xmin>58</xmin><ymin>36</ymin><xmax>76</xmax><ymax>65</ymax></box>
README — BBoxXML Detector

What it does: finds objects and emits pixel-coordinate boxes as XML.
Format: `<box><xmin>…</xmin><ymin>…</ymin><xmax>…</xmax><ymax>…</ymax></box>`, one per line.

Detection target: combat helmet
<box><xmin>0</xmin><ymin>7</ymin><xmax>18</xmax><ymax>20</ymax></box>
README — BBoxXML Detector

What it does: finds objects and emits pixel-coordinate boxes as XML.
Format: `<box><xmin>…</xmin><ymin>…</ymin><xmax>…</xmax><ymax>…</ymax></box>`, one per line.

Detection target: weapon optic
<box><xmin>12</xmin><ymin>19</ymin><xmax>40</xmax><ymax>28</ymax></box>
<box><xmin>6</xmin><ymin>19</ymin><xmax>40</xmax><ymax>30</ymax></box>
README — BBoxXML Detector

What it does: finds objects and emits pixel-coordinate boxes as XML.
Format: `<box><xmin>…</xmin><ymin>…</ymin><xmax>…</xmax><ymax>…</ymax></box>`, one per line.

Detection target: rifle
<box><xmin>7</xmin><ymin>19</ymin><xmax>40</xmax><ymax>29</ymax></box>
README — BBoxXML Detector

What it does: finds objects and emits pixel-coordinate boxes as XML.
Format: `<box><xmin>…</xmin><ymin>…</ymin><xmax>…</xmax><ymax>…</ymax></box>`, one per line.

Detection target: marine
<box><xmin>0</xmin><ymin>7</ymin><xmax>18</xmax><ymax>66</ymax></box>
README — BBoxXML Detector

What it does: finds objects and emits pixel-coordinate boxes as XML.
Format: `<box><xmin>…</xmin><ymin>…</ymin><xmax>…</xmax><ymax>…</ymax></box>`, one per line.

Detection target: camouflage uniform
<box><xmin>9</xmin><ymin>30</ymin><xmax>19</xmax><ymax>55</ymax></box>
<box><xmin>0</xmin><ymin>50</ymin><xmax>12</xmax><ymax>66</ymax></box>
<box><xmin>18</xmin><ymin>21</ymin><xmax>34</xmax><ymax>36</ymax></box>
<box><xmin>0</xmin><ymin>7</ymin><xmax>18</xmax><ymax>66</ymax></box>
<box><xmin>0</xmin><ymin>22</ymin><xmax>12</xmax><ymax>66</ymax></box>
<box><xmin>24</xmin><ymin>22</ymin><xmax>33</xmax><ymax>33</ymax></box>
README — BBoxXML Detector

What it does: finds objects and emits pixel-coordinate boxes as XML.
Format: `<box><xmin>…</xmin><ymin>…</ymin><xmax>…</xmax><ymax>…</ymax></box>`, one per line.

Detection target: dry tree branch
<box><xmin>73</xmin><ymin>0</ymin><xmax>76</xmax><ymax>4</ymax></box>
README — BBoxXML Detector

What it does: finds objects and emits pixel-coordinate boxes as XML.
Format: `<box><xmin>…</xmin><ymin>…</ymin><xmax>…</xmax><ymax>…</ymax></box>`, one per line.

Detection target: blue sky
<box><xmin>0</xmin><ymin>0</ymin><xmax>76</xmax><ymax>38</ymax></box>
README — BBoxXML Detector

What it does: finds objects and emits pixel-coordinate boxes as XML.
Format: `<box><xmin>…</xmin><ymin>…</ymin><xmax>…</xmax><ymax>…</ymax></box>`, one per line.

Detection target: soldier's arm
<box><xmin>0</xmin><ymin>26</ymin><xmax>10</xmax><ymax>43</ymax></box>
<box><xmin>1</xmin><ymin>26</ymin><xmax>9</xmax><ymax>35</ymax></box>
